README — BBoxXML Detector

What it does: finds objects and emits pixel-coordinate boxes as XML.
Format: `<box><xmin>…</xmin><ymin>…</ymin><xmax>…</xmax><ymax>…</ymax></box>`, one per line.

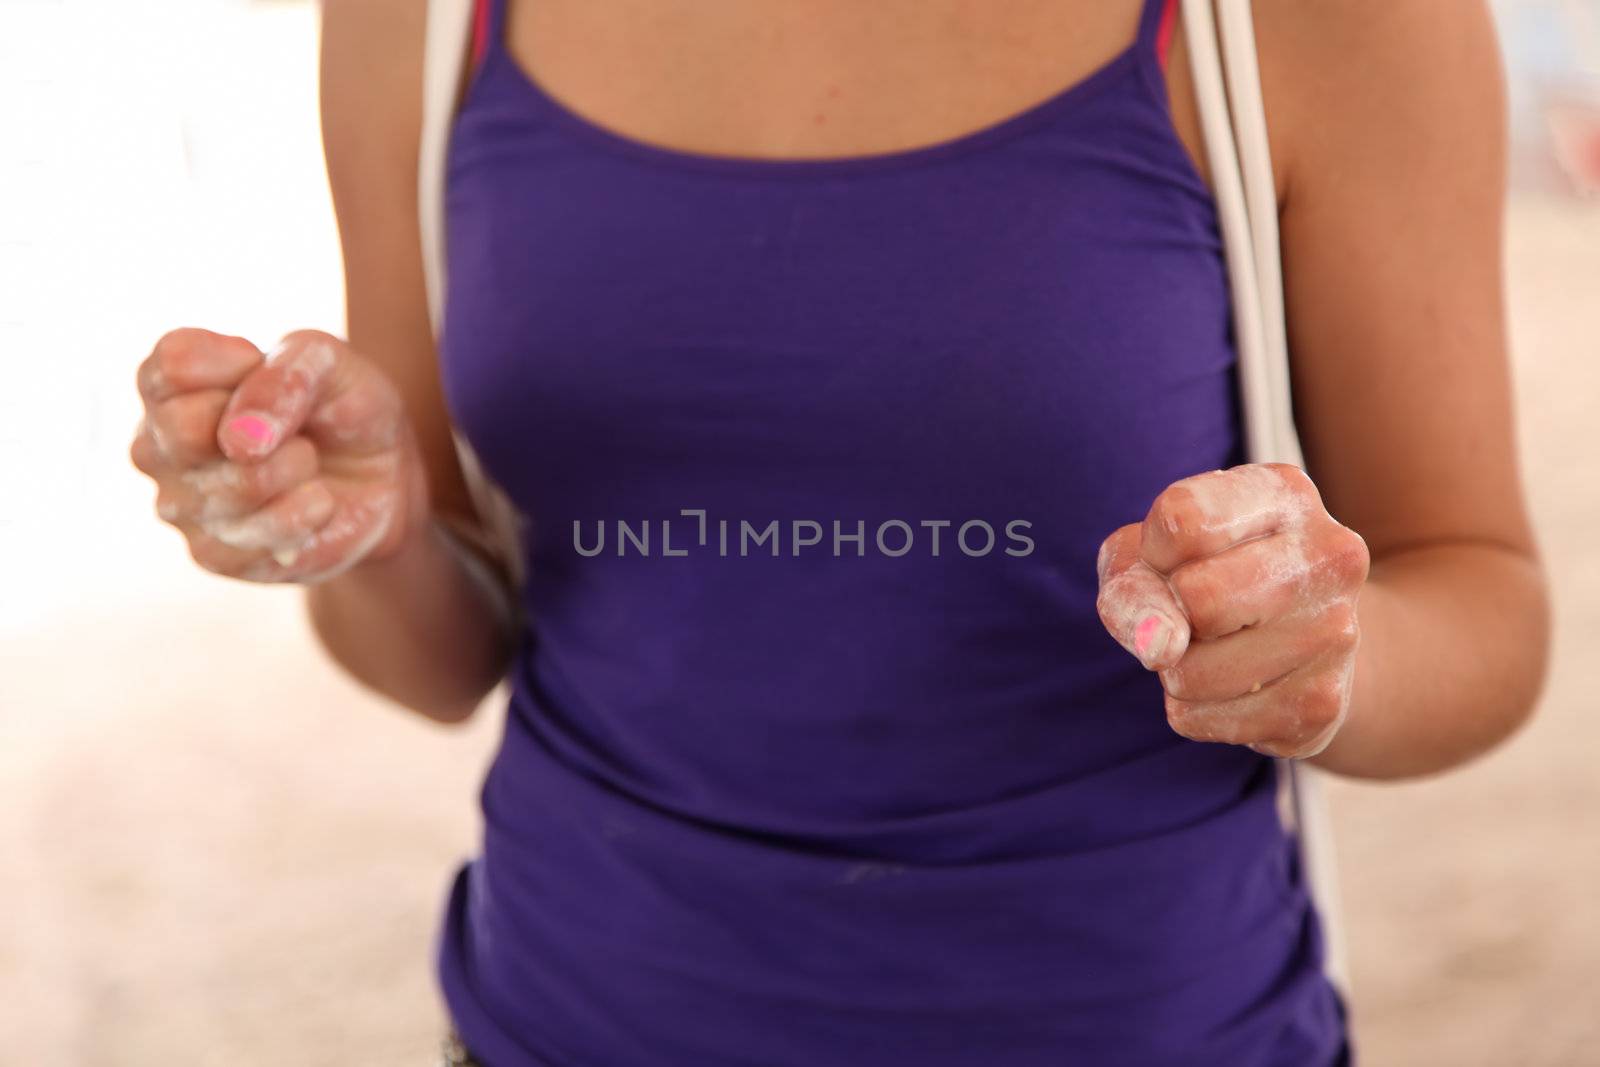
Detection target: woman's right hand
<box><xmin>129</xmin><ymin>327</ymin><xmax>433</xmax><ymax>585</ymax></box>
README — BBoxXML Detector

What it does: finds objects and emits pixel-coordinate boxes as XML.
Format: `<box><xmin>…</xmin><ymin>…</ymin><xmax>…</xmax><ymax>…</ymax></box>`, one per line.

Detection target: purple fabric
<box><xmin>432</xmin><ymin>0</ymin><xmax>1351</xmax><ymax>1062</ymax></box>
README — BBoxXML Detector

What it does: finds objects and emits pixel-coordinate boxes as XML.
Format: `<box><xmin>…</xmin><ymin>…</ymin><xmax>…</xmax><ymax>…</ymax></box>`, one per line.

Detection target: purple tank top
<box><xmin>433</xmin><ymin>0</ymin><xmax>1350</xmax><ymax>1062</ymax></box>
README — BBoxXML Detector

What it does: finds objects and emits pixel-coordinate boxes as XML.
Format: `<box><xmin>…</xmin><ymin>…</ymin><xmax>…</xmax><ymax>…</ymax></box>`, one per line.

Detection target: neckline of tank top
<box><xmin>465</xmin><ymin>34</ymin><xmax>1165</xmax><ymax>180</ymax></box>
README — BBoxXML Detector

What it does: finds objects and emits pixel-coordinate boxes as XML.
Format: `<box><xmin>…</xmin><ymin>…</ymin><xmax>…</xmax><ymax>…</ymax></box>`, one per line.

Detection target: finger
<box><xmin>143</xmin><ymin>389</ymin><xmax>232</xmax><ymax>468</ymax></box>
<box><xmin>196</xmin><ymin>479</ymin><xmax>337</xmax><ymax>555</ymax></box>
<box><xmin>217</xmin><ymin>330</ymin><xmax>350</xmax><ymax>462</ymax></box>
<box><xmin>255</xmin><ymin>489</ymin><xmax>402</xmax><ymax>583</ymax></box>
<box><xmin>164</xmin><ymin>436</ymin><xmax>321</xmax><ymax>524</ymax></box>
<box><xmin>1139</xmin><ymin>463</ymin><xmax>1321</xmax><ymax>575</ymax></box>
<box><xmin>183</xmin><ymin>526</ymin><xmax>286</xmax><ymax>579</ymax></box>
<box><xmin>1163</xmin><ymin>680</ymin><xmax>1290</xmax><ymax>747</ymax></box>
<box><xmin>1157</xmin><ymin>597</ymin><xmax>1357</xmax><ymax>703</ymax></box>
<box><xmin>1164</xmin><ymin>653</ymin><xmax>1354</xmax><ymax>756</ymax></box>
<box><xmin>1163</xmin><ymin>666</ymin><xmax>1326</xmax><ymax>746</ymax></box>
<box><xmin>1096</xmin><ymin>522</ymin><xmax>1192</xmax><ymax>671</ymax></box>
<box><xmin>1174</xmin><ymin>519</ymin><xmax>1369</xmax><ymax>640</ymax></box>
<box><xmin>302</xmin><ymin>358</ymin><xmax>404</xmax><ymax>458</ymax></box>
<box><xmin>1166</xmin><ymin>530</ymin><xmax>1315</xmax><ymax>640</ymax></box>
<box><xmin>129</xmin><ymin>416</ymin><xmax>169</xmax><ymax>476</ymax></box>
<box><xmin>174</xmin><ymin>516</ymin><xmax>311</xmax><ymax>586</ymax></box>
<box><xmin>137</xmin><ymin>328</ymin><xmax>264</xmax><ymax>404</ymax></box>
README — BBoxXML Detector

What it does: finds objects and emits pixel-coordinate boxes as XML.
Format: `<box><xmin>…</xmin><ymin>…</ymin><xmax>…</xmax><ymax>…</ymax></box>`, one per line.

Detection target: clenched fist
<box><xmin>129</xmin><ymin>327</ymin><xmax>431</xmax><ymax>584</ymax></box>
<box><xmin>1096</xmin><ymin>463</ymin><xmax>1370</xmax><ymax>759</ymax></box>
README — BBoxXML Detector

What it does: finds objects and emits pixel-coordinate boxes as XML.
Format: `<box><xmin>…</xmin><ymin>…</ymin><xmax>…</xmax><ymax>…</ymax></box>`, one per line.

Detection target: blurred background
<box><xmin>1</xmin><ymin>1</ymin><xmax>1596</xmax><ymax>1064</ymax></box>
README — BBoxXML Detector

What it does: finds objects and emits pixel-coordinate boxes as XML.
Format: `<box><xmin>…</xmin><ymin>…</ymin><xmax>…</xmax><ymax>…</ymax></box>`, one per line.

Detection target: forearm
<box><xmin>1307</xmin><ymin>540</ymin><xmax>1551</xmax><ymax>780</ymax></box>
<box><xmin>303</xmin><ymin>515</ymin><xmax>519</xmax><ymax>723</ymax></box>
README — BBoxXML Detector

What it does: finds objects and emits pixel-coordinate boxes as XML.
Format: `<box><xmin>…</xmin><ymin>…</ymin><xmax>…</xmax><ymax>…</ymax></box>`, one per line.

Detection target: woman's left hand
<box><xmin>1095</xmin><ymin>463</ymin><xmax>1371</xmax><ymax>759</ymax></box>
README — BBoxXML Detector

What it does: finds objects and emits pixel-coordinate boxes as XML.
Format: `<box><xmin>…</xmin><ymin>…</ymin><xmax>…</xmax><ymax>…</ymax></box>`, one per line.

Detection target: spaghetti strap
<box><xmin>1138</xmin><ymin>0</ymin><xmax>1181</xmax><ymax>69</ymax></box>
<box><xmin>470</xmin><ymin>0</ymin><xmax>506</xmax><ymax>71</ymax></box>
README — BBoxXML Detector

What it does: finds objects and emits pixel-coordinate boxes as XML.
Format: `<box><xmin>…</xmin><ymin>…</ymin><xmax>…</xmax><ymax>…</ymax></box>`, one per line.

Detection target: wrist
<box><xmin>334</xmin><ymin>507</ymin><xmax>450</xmax><ymax>588</ymax></box>
<box><xmin>338</xmin><ymin>509</ymin><xmax>520</xmax><ymax>635</ymax></box>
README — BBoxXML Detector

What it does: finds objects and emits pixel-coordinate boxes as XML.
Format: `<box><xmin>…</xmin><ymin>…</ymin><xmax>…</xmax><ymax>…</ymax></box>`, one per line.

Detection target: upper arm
<box><xmin>1257</xmin><ymin>0</ymin><xmax>1536</xmax><ymax>561</ymax></box>
<box><xmin>318</xmin><ymin>0</ymin><xmax>480</xmax><ymax>524</ymax></box>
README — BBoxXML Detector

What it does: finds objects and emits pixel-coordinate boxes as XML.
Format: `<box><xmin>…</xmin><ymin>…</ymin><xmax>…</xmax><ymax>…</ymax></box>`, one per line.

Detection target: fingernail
<box><xmin>1134</xmin><ymin>613</ymin><xmax>1169</xmax><ymax>665</ymax></box>
<box><xmin>305</xmin><ymin>484</ymin><xmax>336</xmax><ymax>526</ymax></box>
<box><xmin>227</xmin><ymin>413</ymin><xmax>278</xmax><ymax>451</ymax></box>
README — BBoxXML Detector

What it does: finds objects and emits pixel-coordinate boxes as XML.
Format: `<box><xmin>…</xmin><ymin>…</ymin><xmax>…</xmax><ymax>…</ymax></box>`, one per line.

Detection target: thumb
<box><xmin>1096</xmin><ymin>522</ymin><xmax>1192</xmax><ymax>671</ymax></box>
<box><xmin>217</xmin><ymin>330</ymin><xmax>350</xmax><ymax>462</ymax></box>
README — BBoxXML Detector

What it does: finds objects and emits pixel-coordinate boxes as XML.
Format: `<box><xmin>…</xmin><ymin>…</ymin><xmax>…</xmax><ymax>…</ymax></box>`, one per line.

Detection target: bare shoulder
<box><xmin>1243</xmin><ymin>0</ymin><xmax>1528</xmax><ymax>559</ymax></box>
<box><xmin>318</xmin><ymin>0</ymin><xmax>480</xmax><ymax>521</ymax></box>
<box><xmin>1161</xmin><ymin>0</ymin><xmax>1502</xmax><ymax>205</ymax></box>
<box><xmin>319</xmin><ymin>0</ymin><xmax>432</xmax><ymax>156</ymax></box>
<box><xmin>1252</xmin><ymin>0</ymin><xmax>1506</xmax><ymax>206</ymax></box>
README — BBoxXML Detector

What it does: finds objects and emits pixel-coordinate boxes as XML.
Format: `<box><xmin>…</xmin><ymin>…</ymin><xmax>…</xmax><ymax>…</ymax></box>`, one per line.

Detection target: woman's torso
<box><xmin>433</xmin><ymin>0</ymin><xmax>1348</xmax><ymax>1063</ymax></box>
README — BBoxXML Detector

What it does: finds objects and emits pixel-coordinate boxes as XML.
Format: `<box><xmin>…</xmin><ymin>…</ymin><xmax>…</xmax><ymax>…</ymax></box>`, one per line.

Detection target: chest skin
<box><xmin>489</xmin><ymin>0</ymin><xmax>1214</xmax><ymax>184</ymax></box>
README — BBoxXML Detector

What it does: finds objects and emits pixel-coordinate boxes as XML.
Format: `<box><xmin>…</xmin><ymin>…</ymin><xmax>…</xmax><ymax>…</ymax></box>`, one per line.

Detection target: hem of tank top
<box><xmin>436</xmin><ymin>860</ymin><xmax>563</xmax><ymax>1067</ymax></box>
<box><xmin>469</xmin><ymin>34</ymin><xmax>1153</xmax><ymax>180</ymax></box>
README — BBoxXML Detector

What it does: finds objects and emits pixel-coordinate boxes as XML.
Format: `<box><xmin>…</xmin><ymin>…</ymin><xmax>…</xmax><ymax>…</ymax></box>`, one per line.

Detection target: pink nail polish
<box><xmin>1134</xmin><ymin>614</ymin><xmax>1164</xmax><ymax>657</ymax></box>
<box><xmin>228</xmin><ymin>414</ymin><xmax>277</xmax><ymax>449</ymax></box>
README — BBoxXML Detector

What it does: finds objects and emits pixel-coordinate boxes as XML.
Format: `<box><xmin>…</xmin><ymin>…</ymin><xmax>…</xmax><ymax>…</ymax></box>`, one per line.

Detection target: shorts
<box><xmin>436</xmin><ymin>1027</ymin><xmax>487</xmax><ymax>1067</ymax></box>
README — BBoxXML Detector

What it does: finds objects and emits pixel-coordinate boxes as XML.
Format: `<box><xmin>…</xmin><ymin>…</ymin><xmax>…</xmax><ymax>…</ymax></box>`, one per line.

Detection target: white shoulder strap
<box><xmin>1181</xmin><ymin>0</ymin><xmax>1351</xmax><ymax>998</ymax></box>
<box><xmin>1180</xmin><ymin>0</ymin><xmax>1302</xmax><ymax>467</ymax></box>
<box><xmin>418</xmin><ymin>0</ymin><xmax>529</xmax><ymax>593</ymax></box>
